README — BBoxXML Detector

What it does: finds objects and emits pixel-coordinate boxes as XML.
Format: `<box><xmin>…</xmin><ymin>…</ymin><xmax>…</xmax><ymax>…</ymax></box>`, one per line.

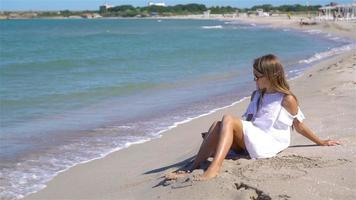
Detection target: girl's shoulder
<box><xmin>282</xmin><ymin>94</ymin><xmax>298</xmax><ymax>115</ymax></box>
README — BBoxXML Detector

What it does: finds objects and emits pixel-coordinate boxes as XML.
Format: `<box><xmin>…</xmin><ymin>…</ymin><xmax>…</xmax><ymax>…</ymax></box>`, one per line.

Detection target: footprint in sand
<box><xmin>322</xmin><ymin>81</ymin><xmax>356</xmax><ymax>96</ymax></box>
<box><xmin>234</xmin><ymin>182</ymin><xmax>272</xmax><ymax>200</ymax></box>
<box><xmin>330</xmin><ymin>86</ymin><xmax>337</xmax><ymax>91</ymax></box>
<box><xmin>235</xmin><ymin>155</ymin><xmax>350</xmax><ymax>182</ymax></box>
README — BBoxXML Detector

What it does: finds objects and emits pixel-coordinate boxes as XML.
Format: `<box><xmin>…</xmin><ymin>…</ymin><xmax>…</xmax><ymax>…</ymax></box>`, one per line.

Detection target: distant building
<box><xmin>150</xmin><ymin>12</ymin><xmax>159</xmax><ymax>16</ymax></box>
<box><xmin>148</xmin><ymin>2</ymin><xmax>166</xmax><ymax>7</ymax></box>
<box><xmin>256</xmin><ymin>9</ymin><xmax>269</xmax><ymax>17</ymax></box>
<box><xmin>92</xmin><ymin>13</ymin><xmax>102</xmax><ymax>18</ymax></box>
<box><xmin>68</xmin><ymin>15</ymin><xmax>82</xmax><ymax>19</ymax></box>
<box><xmin>82</xmin><ymin>13</ymin><xmax>93</xmax><ymax>18</ymax></box>
<box><xmin>82</xmin><ymin>13</ymin><xmax>102</xmax><ymax>19</ymax></box>
<box><xmin>99</xmin><ymin>3</ymin><xmax>113</xmax><ymax>13</ymax></box>
<box><xmin>7</xmin><ymin>12</ymin><xmax>38</xmax><ymax>19</ymax></box>
<box><xmin>319</xmin><ymin>3</ymin><xmax>356</xmax><ymax>21</ymax></box>
<box><xmin>203</xmin><ymin>10</ymin><xmax>211</xmax><ymax>18</ymax></box>
<box><xmin>328</xmin><ymin>2</ymin><xmax>338</xmax><ymax>7</ymax></box>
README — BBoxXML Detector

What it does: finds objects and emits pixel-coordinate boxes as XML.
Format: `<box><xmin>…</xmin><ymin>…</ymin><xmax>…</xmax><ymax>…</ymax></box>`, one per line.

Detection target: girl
<box><xmin>167</xmin><ymin>54</ymin><xmax>340</xmax><ymax>181</ymax></box>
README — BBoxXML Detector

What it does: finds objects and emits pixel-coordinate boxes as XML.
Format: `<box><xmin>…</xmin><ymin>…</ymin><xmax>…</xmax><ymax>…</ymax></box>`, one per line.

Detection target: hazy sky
<box><xmin>0</xmin><ymin>0</ymin><xmax>353</xmax><ymax>11</ymax></box>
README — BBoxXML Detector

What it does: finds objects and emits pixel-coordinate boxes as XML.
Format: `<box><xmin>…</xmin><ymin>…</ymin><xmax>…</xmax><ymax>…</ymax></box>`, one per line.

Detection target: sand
<box><xmin>25</xmin><ymin>17</ymin><xmax>356</xmax><ymax>200</ymax></box>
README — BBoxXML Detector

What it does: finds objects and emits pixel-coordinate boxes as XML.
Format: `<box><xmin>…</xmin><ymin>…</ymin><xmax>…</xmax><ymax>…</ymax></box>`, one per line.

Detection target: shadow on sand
<box><xmin>289</xmin><ymin>144</ymin><xmax>318</xmax><ymax>148</ymax></box>
<box><xmin>143</xmin><ymin>156</ymin><xmax>196</xmax><ymax>175</ymax></box>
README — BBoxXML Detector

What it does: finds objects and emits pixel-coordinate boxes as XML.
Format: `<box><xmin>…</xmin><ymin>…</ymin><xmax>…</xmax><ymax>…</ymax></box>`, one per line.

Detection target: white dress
<box><xmin>241</xmin><ymin>90</ymin><xmax>305</xmax><ymax>159</ymax></box>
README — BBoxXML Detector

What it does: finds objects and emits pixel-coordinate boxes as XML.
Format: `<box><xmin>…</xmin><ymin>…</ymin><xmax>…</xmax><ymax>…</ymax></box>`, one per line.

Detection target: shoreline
<box><xmin>22</xmin><ymin>17</ymin><xmax>356</xmax><ymax>199</ymax></box>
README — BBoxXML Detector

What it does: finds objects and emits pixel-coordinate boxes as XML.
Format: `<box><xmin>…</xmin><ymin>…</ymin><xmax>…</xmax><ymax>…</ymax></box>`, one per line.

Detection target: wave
<box><xmin>201</xmin><ymin>25</ymin><xmax>223</xmax><ymax>29</ymax></box>
<box><xmin>301</xmin><ymin>29</ymin><xmax>353</xmax><ymax>44</ymax></box>
<box><xmin>0</xmin><ymin>134</ymin><xmax>151</xmax><ymax>200</ymax></box>
<box><xmin>0</xmin><ymin>94</ymin><xmax>249</xmax><ymax>200</ymax></box>
<box><xmin>299</xmin><ymin>42</ymin><xmax>356</xmax><ymax>64</ymax></box>
<box><xmin>223</xmin><ymin>21</ymin><xmax>260</xmax><ymax>29</ymax></box>
<box><xmin>302</xmin><ymin>29</ymin><xmax>323</xmax><ymax>35</ymax></box>
<box><xmin>224</xmin><ymin>21</ymin><xmax>235</xmax><ymax>24</ymax></box>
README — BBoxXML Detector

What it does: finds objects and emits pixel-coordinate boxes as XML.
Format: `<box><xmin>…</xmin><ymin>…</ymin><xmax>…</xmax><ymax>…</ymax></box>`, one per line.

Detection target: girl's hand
<box><xmin>319</xmin><ymin>139</ymin><xmax>341</xmax><ymax>146</ymax></box>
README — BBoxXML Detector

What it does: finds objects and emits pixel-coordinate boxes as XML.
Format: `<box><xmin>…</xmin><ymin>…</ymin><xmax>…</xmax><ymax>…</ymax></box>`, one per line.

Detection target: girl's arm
<box><xmin>293</xmin><ymin>120</ymin><xmax>340</xmax><ymax>146</ymax></box>
<box><xmin>282</xmin><ymin>95</ymin><xmax>341</xmax><ymax>146</ymax></box>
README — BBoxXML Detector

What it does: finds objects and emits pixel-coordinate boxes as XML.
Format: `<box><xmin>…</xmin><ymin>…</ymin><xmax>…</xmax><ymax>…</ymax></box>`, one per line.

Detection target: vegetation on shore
<box><xmin>1</xmin><ymin>3</ymin><xmax>323</xmax><ymax>19</ymax></box>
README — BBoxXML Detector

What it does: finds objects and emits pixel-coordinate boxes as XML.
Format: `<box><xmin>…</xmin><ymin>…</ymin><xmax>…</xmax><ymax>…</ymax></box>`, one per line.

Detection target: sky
<box><xmin>0</xmin><ymin>0</ymin><xmax>353</xmax><ymax>11</ymax></box>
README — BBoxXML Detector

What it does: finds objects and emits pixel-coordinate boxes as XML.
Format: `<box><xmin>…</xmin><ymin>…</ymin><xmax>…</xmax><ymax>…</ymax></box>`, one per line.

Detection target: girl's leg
<box><xmin>190</xmin><ymin>120</ymin><xmax>221</xmax><ymax>170</ymax></box>
<box><xmin>165</xmin><ymin>121</ymin><xmax>221</xmax><ymax>180</ymax></box>
<box><xmin>196</xmin><ymin>114</ymin><xmax>245</xmax><ymax>180</ymax></box>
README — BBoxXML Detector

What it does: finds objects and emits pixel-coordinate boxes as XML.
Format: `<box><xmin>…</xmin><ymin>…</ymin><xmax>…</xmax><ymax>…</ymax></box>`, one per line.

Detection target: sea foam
<box><xmin>201</xmin><ymin>25</ymin><xmax>223</xmax><ymax>29</ymax></box>
<box><xmin>299</xmin><ymin>43</ymin><xmax>356</xmax><ymax>64</ymax></box>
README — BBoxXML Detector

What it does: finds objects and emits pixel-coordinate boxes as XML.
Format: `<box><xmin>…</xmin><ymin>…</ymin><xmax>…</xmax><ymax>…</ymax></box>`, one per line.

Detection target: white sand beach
<box><xmin>25</xmin><ymin>17</ymin><xmax>356</xmax><ymax>200</ymax></box>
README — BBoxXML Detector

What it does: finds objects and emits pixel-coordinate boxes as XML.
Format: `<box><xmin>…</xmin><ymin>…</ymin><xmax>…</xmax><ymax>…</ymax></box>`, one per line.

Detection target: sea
<box><xmin>0</xmin><ymin>18</ymin><xmax>354</xmax><ymax>199</ymax></box>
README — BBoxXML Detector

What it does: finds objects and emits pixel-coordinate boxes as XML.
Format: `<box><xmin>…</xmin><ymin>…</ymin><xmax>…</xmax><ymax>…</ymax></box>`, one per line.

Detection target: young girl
<box><xmin>167</xmin><ymin>54</ymin><xmax>340</xmax><ymax>181</ymax></box>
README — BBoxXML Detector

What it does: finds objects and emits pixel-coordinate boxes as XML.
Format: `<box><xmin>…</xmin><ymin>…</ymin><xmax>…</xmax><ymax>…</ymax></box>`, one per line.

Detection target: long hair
<box><xmin>253</xmin><ymin>54</ymin><xmax>298</xmax><ymax>112</ymax></box>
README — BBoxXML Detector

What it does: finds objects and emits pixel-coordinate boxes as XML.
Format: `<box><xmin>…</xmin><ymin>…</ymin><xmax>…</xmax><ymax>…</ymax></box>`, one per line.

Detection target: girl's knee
<box><xmin>222</xmin><ymin>114</ymin><xmax>234</xmax><ymax>125</ymax></box>
<box><xmin>222</xmin><ymin>115</ymin><xmax>242</xmax><ymax>132</ymax></box>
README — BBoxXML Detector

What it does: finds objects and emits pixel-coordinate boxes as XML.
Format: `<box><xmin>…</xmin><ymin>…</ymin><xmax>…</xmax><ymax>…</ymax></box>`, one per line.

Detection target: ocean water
<box><xmin>0</xmin><ymin>19</ymin><xmax>353</xmax><ymax>199</ymax></box>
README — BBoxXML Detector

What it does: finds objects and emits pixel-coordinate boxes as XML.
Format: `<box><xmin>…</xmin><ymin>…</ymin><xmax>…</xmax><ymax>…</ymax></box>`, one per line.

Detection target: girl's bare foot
<box><xmin>193</xmin><ymin>168</ymin><xmax>219</xmax><ymax>181</ymax></box>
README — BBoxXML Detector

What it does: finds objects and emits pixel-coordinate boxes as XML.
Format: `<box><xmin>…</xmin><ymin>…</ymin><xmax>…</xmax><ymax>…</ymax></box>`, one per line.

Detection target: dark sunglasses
<box><xmin>254</xmin><ymin>73</ymin><xmax>264</xmax><ymax>81</ymax></box>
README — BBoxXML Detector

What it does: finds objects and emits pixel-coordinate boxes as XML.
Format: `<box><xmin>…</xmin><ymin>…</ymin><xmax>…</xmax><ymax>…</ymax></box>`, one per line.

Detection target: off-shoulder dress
<box><xmin>241</xmin><ymin>91</ymin><xmax>305</xmax><ymax>159</ymax></box>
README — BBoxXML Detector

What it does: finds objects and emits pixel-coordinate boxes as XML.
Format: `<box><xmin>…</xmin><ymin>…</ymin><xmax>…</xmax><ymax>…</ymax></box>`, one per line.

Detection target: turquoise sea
<box><xmin>0</xmin><ymin>19</ymin><xmax>354</xmax><ymax>199</ymax></box>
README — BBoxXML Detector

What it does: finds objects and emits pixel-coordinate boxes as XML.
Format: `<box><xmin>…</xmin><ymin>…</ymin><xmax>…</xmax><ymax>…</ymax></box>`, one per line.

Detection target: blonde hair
<box><xmin>253</xmin><ymin>54</ymin><xmax>297</xmax><ymax>111</ymax></box>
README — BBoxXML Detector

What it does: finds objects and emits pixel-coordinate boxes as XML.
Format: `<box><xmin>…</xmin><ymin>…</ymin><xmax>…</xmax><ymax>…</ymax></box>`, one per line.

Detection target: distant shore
<box><xmin>2</xmin><ymin>13</ymin><xmax>355</xmax><ymax>41</ymax></box>
<box><xmin>24</xmin><ymin>14</ymin><xmax>356</xmax><ymax>200</ymax></box>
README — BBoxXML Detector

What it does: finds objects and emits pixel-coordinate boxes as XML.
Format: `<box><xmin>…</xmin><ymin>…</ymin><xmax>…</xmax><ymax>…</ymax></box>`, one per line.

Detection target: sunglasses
<box><xmin>253</xmin><ymin>73</ymin><xmax>264</xmax><ymax>81</ymax></box>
